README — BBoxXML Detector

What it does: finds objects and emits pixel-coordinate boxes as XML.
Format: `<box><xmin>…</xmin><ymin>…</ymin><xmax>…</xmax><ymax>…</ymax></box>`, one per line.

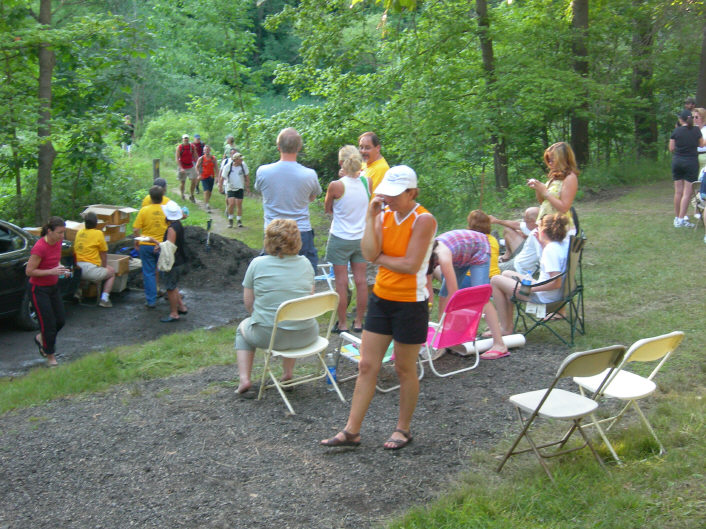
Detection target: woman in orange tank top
<box><xmin>195</xmin><ymin>145</ymin><xmax>218</xmax><ymax>212</ymax></box>
<box><xmin>321</xmin><ymin>166</ymin><xmax>436</xmax><ymax>450</ymax></box>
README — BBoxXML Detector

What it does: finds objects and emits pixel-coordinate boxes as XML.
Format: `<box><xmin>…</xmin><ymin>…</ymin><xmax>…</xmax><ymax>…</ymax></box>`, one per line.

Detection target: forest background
<box><xmin>1</xmin><ymin>0</ymin><xmax>705</xmax><ymax>229</ymax></box>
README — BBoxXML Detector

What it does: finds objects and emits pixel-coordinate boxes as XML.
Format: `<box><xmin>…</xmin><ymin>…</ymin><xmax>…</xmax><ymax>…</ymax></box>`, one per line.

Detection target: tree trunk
<box><xmin>632</xmin><ymin>0</ymin><xmax>658</xmax><ymax>160</ymax></box>
<box><xmin>35</xmin><ymin>0</ymin><xmax>56</xmax><ymax>225</ymax></box>
<box><xmin>570</xmin><ymin>0</ymin><xmax>589</xmax><ymax>167</ymax></box>
<box><xmin>697</xmin><ymin>22</ymin><xmax>706</xmax><ymax>107</ymax></box>
<box><xmin>476</xmin><ymin>0</ymin><xmax>508</xmax><ymax>189</ymax></box>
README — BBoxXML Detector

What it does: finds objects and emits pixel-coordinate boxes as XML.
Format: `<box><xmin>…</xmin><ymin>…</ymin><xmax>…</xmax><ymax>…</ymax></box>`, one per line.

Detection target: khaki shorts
<box><xmin>324</xmin><ymin>234</ymin><xmax>365</xmax><ymax>266</ymax></box>
<box><xmin>177</xmin><ymin>166</ymin><xmax>198</xmax><ymax>182</ymax></box>
<box><xmin>77</xmin><ymin>262</ymin><xmax>111</xmax><ymax>281</ymax></box>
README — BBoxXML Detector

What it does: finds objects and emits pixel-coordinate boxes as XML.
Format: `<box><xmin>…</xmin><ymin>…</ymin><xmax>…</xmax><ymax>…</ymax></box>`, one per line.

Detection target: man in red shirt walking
<box><xmin>176</xmin><ymin>134</ymin><xmax>198</xmax><ymax>202</ymax></box>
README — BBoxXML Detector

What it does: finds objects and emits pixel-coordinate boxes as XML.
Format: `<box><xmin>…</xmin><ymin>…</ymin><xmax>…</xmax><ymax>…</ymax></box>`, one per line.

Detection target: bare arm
<box><xmin>530</xmin><ymin>271</ymin><xmax>562</xmax><ymax>291</ymax></box>
<box><xmin>100</xmin><ymin>251</ymin><xmax>107</xmax><ymax>267</ymax></box>
<box><xmin>324</xmin><ymin>180</ymin><xmax>343</xmax><ymax>215</ymax></box>
<box><xmin>361</xmin><ymin>195</ymin><xmax>384</xmax><ymax>261</ymax></box>
<box><xmin>668</xmin><ymin>139</ymin><xmax>675</xmax><ymax>153</ymax></box>
<box><xmin>25</xmin><ymin>254</ymin><xmax>68</xmax><ymax>278</ymax></box>
<box><xmin>374</xmin><ymin>214</ymin><xmax>437</xmax><ymax>275</ymax></box>
<box><xmin>195</xmin><ymin>156</ymin><xmax>203</xmax><ymax>174</ymax></box>
<box><xmin>489</xmin><ymin>215</ymin><xmax>521</xmax><ymax>232</ymax></box>
<box><xmin>531</xmin><ymin>173</ymin><xmax>578</xmax><ymax>214</ymax></box>
<box><xmin>243</xmin><ymin>287</ymin><xmax>254</xmax><ymax>314</ymax></box>
<box><xmin>435</xmin><ymin>243</ymin><xmax>458</xmax><ymax>298</ymax></box>
<box><xmin>175</xmin><ymin>146</ymin><xmax>181</xmax><ymax>168</ymax></box>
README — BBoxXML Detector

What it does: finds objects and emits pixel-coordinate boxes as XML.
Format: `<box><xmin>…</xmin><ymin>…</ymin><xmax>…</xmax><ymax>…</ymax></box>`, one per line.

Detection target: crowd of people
<box><xmin>30</xmin><ymin>96</ymin><xmax>702</xmax><ymax>444</ymax></box>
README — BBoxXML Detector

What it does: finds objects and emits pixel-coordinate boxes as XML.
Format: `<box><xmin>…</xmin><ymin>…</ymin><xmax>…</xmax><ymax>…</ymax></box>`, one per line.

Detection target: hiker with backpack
<box><xmin>175</xmin><ymin>134</ymin><xmax>198</xmax><ymax>203</ymax></box>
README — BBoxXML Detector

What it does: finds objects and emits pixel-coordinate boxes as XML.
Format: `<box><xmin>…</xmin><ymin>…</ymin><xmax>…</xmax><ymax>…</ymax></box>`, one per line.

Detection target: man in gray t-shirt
<box><xmin>255</xmin><ymin>128</ymin><xmax>322</xmax><ymax>270</ymax></box>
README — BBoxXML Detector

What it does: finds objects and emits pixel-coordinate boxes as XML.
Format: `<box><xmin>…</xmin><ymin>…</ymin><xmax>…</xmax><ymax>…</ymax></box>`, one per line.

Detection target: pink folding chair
<box><xmin>423</xmin><ymin>284</ymin><xmax>492</xmax><ymax>377</ymax></box>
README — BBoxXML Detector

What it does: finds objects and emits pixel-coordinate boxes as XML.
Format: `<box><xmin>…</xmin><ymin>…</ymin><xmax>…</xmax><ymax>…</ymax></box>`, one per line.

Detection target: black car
<box><xmin>0</xmin><ymin>220</ymin><xmax>78</xmax><ymax>330</ymax></box>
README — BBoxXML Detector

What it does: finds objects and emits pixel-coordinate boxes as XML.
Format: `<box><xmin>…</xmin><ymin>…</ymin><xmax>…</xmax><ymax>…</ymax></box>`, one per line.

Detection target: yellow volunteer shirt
<box><xmin>74</xmin><ymin>228</ymin><xmax>107</xmax><ymax>266</ymax></box>
<box><xmin>133</xmin><ymin>203</ymin><xmax>167</xmax><ymax>245</ymax></box>
<box><xmin>488</xmin><ymin>234</ymin><xmax>500</xmax><ymax>278</ymax></box>
<box><xmin>141</xmin><ymin>195</ymin><xmax>169</xmax><ymax>208</ymax></box>
<box><xmin>364</xmin><ymin>157</ymin><xmax>390</xmax><ymax>192</ymax></box>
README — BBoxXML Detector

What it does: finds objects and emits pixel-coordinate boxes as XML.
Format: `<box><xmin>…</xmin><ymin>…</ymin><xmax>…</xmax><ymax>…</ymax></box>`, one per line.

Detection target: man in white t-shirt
<box><xmin>254</xmin><ymin>128</ymin><xmax>322</xmax><ymax>270</ymax></box>
<box><xmin>492</xmin><ymin>207</ymin><xmax>540</xmax><ymax>273</ymax></box>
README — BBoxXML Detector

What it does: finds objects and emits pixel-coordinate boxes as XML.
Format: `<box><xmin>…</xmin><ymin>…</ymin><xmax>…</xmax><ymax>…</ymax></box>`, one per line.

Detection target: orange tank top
<box><xmin>200</xmin><ymin>156</ymin><xmax>216</xmax><ymax>179</ymax></box>
<box><xmin>373</xmin><ymin>203</ymin><xmax>434</xmax><ymax>302</ymax></box>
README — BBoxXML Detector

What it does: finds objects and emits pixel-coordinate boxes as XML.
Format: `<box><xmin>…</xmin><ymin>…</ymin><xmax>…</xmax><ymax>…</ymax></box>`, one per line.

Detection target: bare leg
<box><xmin>483</xmin><ymin>301</ymin><xmax>507</xmax><ymax>352</ymax></box>
<box><xmin>235</xmin><ymin>198</ymin><xmax>243</xmax><ymax>217</ymax></box>
<box><xmin>236</xmin><ymin>349</ymin><xmax>256</xmax><ymax>393</ymax></box>
<box><xmin>385</xmin><ymin>341</ymin><xmax>422</xmax><ymax>447</ymax></box>
<box><xmin>189</xmin><ymin>179</ymin><xmax>197</xmax><ymax>199</ymax></box>
<box><xmin>227</xmin><ymin>197</ymin><xmax>236</xmax><ymax>216</ymax></box>
<box><xmin>502</xmin><ymin>229</ymin><xmax>524</xmax><ymax>258</ymax></box>
<box><xmin>166</xmin><ymin>289</ymin><xmax>180</xmax><ymax>319</ymax></box>
<box><xmin>179</xmin><ymin>178</ymin><xmax>186</xmax><ymax>199</ymax></box>
<box><xmin>333</xmin><ymin>265</ymin><xmax>350</xmax><ymax>330</ymax></box>
<box><xmin>203</xmin><ymin>190</ymin><xmax>211</xmax><ymax>207</ymax></box>
<box><xmin>281</xmin><ymin>358</ymin><xmax>296</xmax><ymax>380</ymax></box>
<box><xmin>679</xmin><ymin>181</ymin><xmax>692</xmax><ymax>218</ymax></box>
<box><xmin>491</xmin><ymin>272</ymin><xmax>528</xmax><ymax>334</ymax></box>
<box><xmin>674</xmin><ymin>180</ymin><xmax>684</xmax><ymax>217</ymax></box>
<box><xmin>351</xmin><ymin>261</ymin><xmax>368</xmax><ymax>329</ymax></box>
<box><xmin>321</xmin><ymin>331</ymin><xmax>390</xmax><ymax>443</ymax></box>
<box><xmin>102</xmin><ymin>266</ymin><xmax>116</xmax><ymax>296</ymax></box>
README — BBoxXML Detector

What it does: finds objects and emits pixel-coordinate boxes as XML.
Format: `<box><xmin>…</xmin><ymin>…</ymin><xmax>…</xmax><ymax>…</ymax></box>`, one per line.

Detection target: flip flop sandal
<box><xmin>160</xmin><ymin>316</ymin><xmax>180</xmax><ymax>323</ymax></box>
<box><xmin>480</xmin><ymin>349</ymin><xmax>510</xmax><ymax>360</ymax></box>
<box><xmin>352</xmin><ymin>325</ymin><xmax>364</xmax><ymax>333</ymax></box>
<box><xmin>34</xmin><ymin>336</ymin><xmax>47</xmax><ymax>358</ymax></box>
<box><xmin>321</xmin><ymin>429</ymin><xmax>361</xmax><ymax>447</ymax></box>
<box><xmin>178</xmin><ymin>309</ymin><xmax>188</xmax><ymax>315</ymax></box>
<box><xmin>384</xmin><ymin>428</ymin><xmax>413</xmax><ymax>450</ymax></box>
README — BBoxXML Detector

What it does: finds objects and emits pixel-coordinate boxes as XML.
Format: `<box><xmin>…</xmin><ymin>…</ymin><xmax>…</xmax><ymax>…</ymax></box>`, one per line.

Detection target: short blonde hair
<box><xmin>264</xmin><ymin>219</ymin><xmax>302</xmax><ymax>257</ymax></box>
<box><xmin>338</xmin><ymin>145</ymin><xmax>362</xmax><ymax>175</ymax></box>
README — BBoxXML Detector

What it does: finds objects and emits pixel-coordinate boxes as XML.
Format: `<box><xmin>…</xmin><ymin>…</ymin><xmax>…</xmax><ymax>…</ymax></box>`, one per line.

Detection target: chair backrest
<box><xmin>430</xmin><ymin>284</ymin><xmax>492</xmax><ymax>349</ymax></box>
<box><xmin>561</xmin><ymin>233</ymin><xmax>586</xmax><ymax>298</ymax></box>
<box><xmin>621</xmin><ymin>331</ymin><xmax>684</xmax><ymax>380</ymax></box>
<box><xmin>274</xmin><ymin>291</ymin><xmax>339</xmax><ymax>323</ymax></box>
<box><xmin>558</xmin><ymin>345</ymin><xmax>626</xmax><ymax>381</ymax></box>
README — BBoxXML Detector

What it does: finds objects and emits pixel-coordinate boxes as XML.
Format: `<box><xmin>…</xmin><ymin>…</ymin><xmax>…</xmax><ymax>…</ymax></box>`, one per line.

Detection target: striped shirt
<box><xmin>436</xmin><ymin>230</ymin><xmax>489</xmax><ymax>267</ymax></box>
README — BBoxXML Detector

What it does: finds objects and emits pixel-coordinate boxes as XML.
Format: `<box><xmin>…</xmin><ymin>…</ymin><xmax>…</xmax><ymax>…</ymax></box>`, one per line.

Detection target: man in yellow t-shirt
<box><xmin>141</xmin><ymin>177</ymin><xmax>170</xmax><ymax>208</ymax></box>
<box><xmin>358</xmin><ymin>131</ymin><xmax>390</xmax><ymax>192</ymax></box>
<box><xmin>74</xmin><ymin>212</ymin><xmax>115</xmax><ymax>308</ymax></box>
<box><xmin>133</xmin><ymin>186</ymin><xmax>168</xmax><ymax>308</ymax></box>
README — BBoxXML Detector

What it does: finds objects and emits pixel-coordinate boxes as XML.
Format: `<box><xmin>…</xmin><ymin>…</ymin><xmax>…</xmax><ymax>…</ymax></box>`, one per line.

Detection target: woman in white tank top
<box><xmin>323</xmin><ymin>145</ymin><xmax>372</xmax><ymax>333</ymax></box>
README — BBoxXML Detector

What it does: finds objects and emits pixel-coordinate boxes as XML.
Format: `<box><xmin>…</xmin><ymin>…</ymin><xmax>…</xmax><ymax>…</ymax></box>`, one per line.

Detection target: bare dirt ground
<box><xmin>0</xmin><ymin>191</ymin><xmax>581</xmax><ymax>528</ymax></box>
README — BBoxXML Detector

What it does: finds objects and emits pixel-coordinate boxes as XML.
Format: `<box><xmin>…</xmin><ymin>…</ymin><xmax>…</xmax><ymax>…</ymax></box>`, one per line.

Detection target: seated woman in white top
<box><xmin>490</xmin><ymin>213</ymin><xmax>570</xmax><ymax>335</ymax></box>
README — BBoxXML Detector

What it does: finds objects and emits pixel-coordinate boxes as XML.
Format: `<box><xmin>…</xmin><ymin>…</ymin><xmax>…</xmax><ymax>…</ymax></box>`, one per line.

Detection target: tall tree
<box><xmin>35</xmin><ymin>0</ymin><xmax>55</xmax><ymax>224</ymax></box>
<box><xmin>632</xmin><ymin>0</ymin><xmax>657</xmax><ymax>160</ymax></box>
<box><xmin>476</xmin><ymin>0</ymin><xmax>508</xmax><ymax>190</ymax></box>
<box><xmin>570</xmin><ymin>0</ymin><xmax>589</xmax><ymax>166</ymax></box>
<box><xmin>697</xmin><ymin>21</ymin><xmax>706</xmax><ymax>107</ymax></box>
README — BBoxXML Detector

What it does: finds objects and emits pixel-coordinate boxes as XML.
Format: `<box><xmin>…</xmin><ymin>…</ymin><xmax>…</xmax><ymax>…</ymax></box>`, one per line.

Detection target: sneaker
<box><xmin>181</xmin><ymin>193</ymin><xmax>186</xmax><ymax>201</ymax></box>
<box><xmin>207</xmin><ymin>205</ymin><xmax>211</xmax><ymax>212</ymax></box>
<box><xmin>189</xmin><ymin>195</ymin><xmax>196</xmax><ymax>203</ymax></box>
<box><xmin>228</xmin><ymin>219</ymin><xmax>233</xmax><ymax>228</ymax></box>
<box><xmin>673</xmin><ymin>217</ymin><xmax>682</xmax><ymax>228</ymax></box>
<box><xmin>682</xmin><ymin>219</ymin><xmax>695</xmax><ymax>228</ymax></box>
<box><xmin>237</xmin><ymin>220</ymin><xmax>243</xmax><ymax>228</ymax></box>
<box><xmin>98</xmin><ymin>299</ymin><xmax>112</xmax><ymax>308</ymax></box>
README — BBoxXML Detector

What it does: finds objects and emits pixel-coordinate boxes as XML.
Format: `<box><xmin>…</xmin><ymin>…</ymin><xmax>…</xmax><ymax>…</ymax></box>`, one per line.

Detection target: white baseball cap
<box><xmin>374</xmin><ymin>165</ymin><xmax>418</xmax><ymax>196</ymax></box>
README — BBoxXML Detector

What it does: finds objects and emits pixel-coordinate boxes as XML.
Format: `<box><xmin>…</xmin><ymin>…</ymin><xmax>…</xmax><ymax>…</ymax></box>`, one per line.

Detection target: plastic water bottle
<box><xmin>519</xmin><ymin>273</ymin><xmax>532</xmax><ymax>297</ymax></box>
<box><xmin>325</xmin><ymin>351</ymin><xmax>337</xmax><ymax>390</ymax></box>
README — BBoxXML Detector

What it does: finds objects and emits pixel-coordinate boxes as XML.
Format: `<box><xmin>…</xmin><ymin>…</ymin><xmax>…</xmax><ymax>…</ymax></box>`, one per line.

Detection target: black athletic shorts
<box><xmin>200</xmin><ymin>177</ymin><xmax>214</xmax><ymax>192</ymax></box>
<box><xmin>227</xmin><ymin>189</ymin><xmax>244</xmax><ymax>199</ymax></box>
<box><xmin>672</xmin><ymin>156</ymin><xmax>699</xmax><ymax>182</ymax></box>
<box><xmin>364</xmin><ymin>292</ymin><xmax>429</xmax><ymax>344</ymax></box>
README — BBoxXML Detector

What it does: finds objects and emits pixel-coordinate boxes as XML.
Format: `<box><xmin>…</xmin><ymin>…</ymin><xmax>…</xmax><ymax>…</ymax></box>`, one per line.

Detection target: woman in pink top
<box><xmin>25</xmin><ymin>217</ymin><xmax>71</xmax><ymax>367</ymax></box>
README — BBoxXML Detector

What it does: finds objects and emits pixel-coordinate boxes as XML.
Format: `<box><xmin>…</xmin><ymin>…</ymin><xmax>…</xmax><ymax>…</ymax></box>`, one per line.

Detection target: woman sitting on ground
<box><xmin>323</xmin><ymin>145</ymin><xmax>371</xmax><ymax>333</ymax></box>
<box><xmin>490</xmin><ymin>213</ymin><xmax>569</xmax><ymax>335</ymax></box>
<box><xmin>234</xmin><ymin>219</ymin><xmax>317</xmax><ymax>398</ymax></box>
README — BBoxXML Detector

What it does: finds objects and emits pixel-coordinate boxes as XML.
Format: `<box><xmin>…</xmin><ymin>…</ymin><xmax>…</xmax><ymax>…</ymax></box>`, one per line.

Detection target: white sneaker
<box><xmin>681</xmin><ymin>219</ymin><xmax>695</xmax><ymax>228</ymax></box>
<box><xmin>703</xmin><ymin>235</ymin><xmax>706</xmax><ymax>244</ymax></box>
<box><xmin>673</xmin><ymin>217</ymin><xmax>682</xmax><ymax>227</ymax></box>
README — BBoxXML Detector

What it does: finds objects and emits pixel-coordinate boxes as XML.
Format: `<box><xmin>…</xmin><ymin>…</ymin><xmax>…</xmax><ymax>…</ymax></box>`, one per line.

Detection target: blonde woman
<box><xmin>324</xmin><ymin>145</ymin><xmax>371</xmax><ymax>333</ymax></box>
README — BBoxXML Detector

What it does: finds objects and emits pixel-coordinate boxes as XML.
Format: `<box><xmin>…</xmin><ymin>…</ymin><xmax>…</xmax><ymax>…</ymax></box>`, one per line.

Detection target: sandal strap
<box><xmin>393</xmin><ymin>428</ymin><xmax>411</xmax><ymax>440</ymax></box>
<box><xmin>342</xmin><ymin>429</ymin><xmax>360</xmax><ymax>441</ymax></box>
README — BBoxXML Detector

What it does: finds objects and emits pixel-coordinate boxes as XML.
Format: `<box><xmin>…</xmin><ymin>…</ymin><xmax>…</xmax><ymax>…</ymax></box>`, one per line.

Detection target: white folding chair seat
<box><xmin>257</xmin><ymin>291</ymin><xmax>345</xmax><ymax>414</ymax></box>
<box><xmin>573</xmin><ymin>331</ymin><xmax>684</xmax><ymax>462</ymax></box>
<box><xmin>315</xmin><ymin>262</ymin><xmax>354</xmax><ymax>291</ymax></box>
<box><xmin>497</xmin><ymin>344</ymin><xmax>626</xmax><ymax>482</ymax></box>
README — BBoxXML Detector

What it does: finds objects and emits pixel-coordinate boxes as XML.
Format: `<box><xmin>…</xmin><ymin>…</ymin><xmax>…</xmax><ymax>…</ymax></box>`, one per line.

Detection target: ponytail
<box><xmin>40</xmin><ymin>216</ymin><xmax>65</xmax><ymax>237</ymax></box>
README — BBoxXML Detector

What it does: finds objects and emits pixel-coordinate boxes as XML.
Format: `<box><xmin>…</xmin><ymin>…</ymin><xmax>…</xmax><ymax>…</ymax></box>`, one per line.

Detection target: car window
<box><xmin>0</xmin><ymin>226</ymin><xmax>26</xmax><ymax>254</ymax></box>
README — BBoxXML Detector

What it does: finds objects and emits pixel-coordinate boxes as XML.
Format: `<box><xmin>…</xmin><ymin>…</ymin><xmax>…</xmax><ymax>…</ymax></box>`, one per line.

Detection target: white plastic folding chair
<box><xmin>497</xmin><ymin>345</ymin><xmax>626</xmax><ymax>482</ymax></box>
<box><xmin>336</xmin><ymin>332</ymin><xmax>424</xmax><ymax>393</ymax></box>
<box><xmin>257</xmin><ymin>291</ymin><xmax>345</xmax><ymax>414</ymax></box>
<box><xmin>572</xmin><ymin>331</ymin><xmax>684</xmax><ymax>462</ymax></box>
<box><xmin>315</xmin><ymin>262</ymin><xmax>353</xmax><ymax>291</ymax></box>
